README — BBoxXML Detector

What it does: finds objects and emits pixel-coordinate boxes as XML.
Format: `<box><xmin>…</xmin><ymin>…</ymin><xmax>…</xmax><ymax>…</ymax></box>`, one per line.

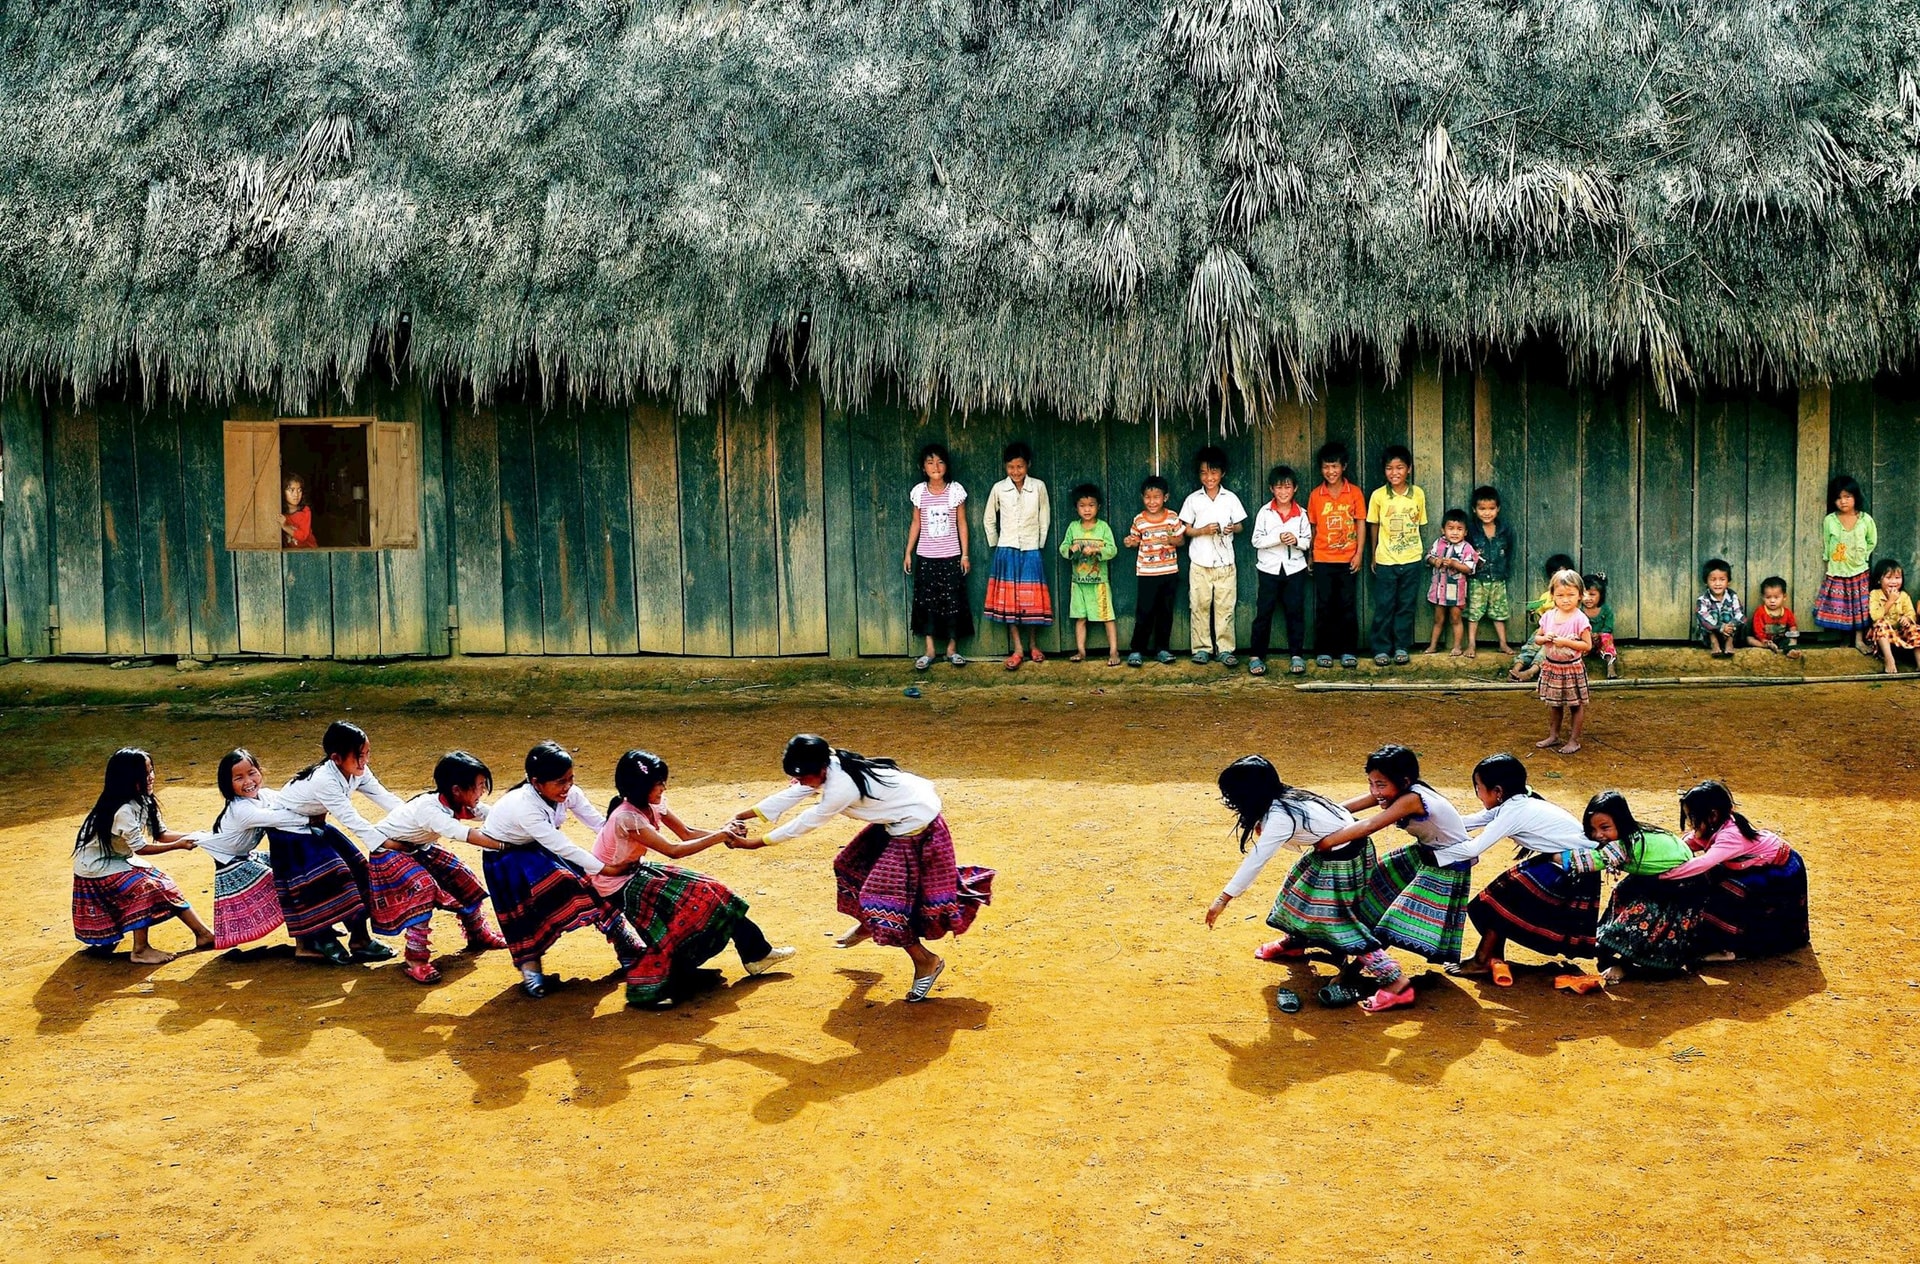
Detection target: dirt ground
<box><xmin>2</xmin><ymin>659</ymin><xmax>1917</xmax><ymax>1262</ymax></box>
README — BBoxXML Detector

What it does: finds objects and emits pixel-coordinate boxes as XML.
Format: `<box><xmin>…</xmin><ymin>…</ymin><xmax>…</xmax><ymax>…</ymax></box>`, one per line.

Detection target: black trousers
<box><xmin>1370</xmin><ymin>562</ymin><xmax>1424</xmax><ymax>656</ymax></box>
<box><xmin>1250</xmin><ymin>569</ymin><xmax>1309</xmax><ymax>656</ymax></box>
<box><xmin>1313</xmin><ymin>564</ymin><xmax>1360</xmax><ymax>657</ymax></box>
<box><xmin>1130</xmin><ymin>572</ymin><xmax>1179</xmax><ymax>654</ymax></box>
<box><xmin>732</xmin><ymin>916</ymin><xmax>773</xmax><ymax>964</ymax></box>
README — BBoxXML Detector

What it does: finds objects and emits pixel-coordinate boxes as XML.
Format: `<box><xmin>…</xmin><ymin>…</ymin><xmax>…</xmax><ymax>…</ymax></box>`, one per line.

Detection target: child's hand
<box><xmin>1279</xmin><ymin>533</ymin><xmax>1296</xmax><ymax>547</ymax></box>
<box><xmin>1123</xmin><ymin>533</ymin><xmax>1140</xmax><ymax>547</ymax></box>
<box><xmin>902</xmin><ymin>554</ymin><xmax>913</xmax><ymax>574</ymax></box>
<box><xmin>1205</xmin><ymin>893</ymin><xmax>1231</xmax><ymax>928</ymax></box>
<box><xmin>727</xmin><ymin>835</ymin><xmax>768</xmax><ymax>851</ymax></box>
<box><xmin>601</xmin><ymin>859</ymin><xmax>637</xmax><ymax>877</ymax></box>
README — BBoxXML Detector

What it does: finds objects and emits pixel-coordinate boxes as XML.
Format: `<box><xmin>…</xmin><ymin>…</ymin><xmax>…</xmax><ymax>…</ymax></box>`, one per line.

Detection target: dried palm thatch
<box><xmin>3</xmin><ymin>0</ymin><xmax>1920</xmax><ymax>419</ymax></box>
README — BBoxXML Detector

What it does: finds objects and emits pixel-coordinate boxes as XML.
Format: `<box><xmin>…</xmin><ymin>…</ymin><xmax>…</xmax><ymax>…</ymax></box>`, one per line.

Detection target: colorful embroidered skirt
<box><xmin>72</xmin><ymin>867</ymin><xmax>189</xmax><ymax>946</ymax></box>
<box><xmin>1467</xmin><ymin>854</ymin><xmax>1601</xmax><ymax>957</ymax></box>
<box><xmin>368</xmin><ymin>844</ymin><xmax>489</xmax><ymax>935</ymax></box>
<box><xmin>267</xmin><ymin>826</ymin><xmax>371</xmax><ymax>939</ymax></box>
<box><xmin>1265</xmin><ymin>839</ymin><xmax>1382</xmax><ymax>955</ymax></box>
<box><xmin>483</xmin><ymin>846</ymin><xmax>612</xmax><ymax>968</ymax></box>
<box><xmin>212</xmin><ymin>853</ymin><xmax>285</xmax><ymax>950</ymax></box>
<box><xmin>984</xmin><ymin>546</ymin><xmax>1053</xmax><ymax>625</ymax></box>
<box><xmin>1594</xmin><ymin>874</ymin><xmax>1705</xmax><ymax>973</ymax></box>
<box><xmin>1537</xmin><ymin>655</ymin><xmax>1589</xmax><ymax>707</ymax></box>
<box><xmin>911</xmin><ymin>555</ymin><xmax>976</xmax><ymax>642</ymax></box>
<box><xmin>1694</xmin><ymin>850</ymin><xmax>1810</xmax><ymax>961</ymax></box>
<box><xmin>618</xmin><ymin>863</ymin><xmax>751</xmax><ymax>1006</ymax></box>
<box><xmin>834</xmin><ymin>816</ymin><xmax>995</xmax><ymax>947</ymax></box>
<box><xmin>1814</xmin><ymin>571</ymin><xmax>1871</xmax><ymax>630</ymax></box>
<box><xmin>1353</xmin><ymin>843</ymin><xmax>1470</xmax><ymax>963</ymax></box>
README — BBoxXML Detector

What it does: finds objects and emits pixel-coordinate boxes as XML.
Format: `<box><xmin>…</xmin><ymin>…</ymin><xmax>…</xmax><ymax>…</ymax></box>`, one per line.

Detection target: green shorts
<box><xmin>1467</xmin><ymin>578</ymin><xmax>1510</xmax><ymax>622</ymax></box>
<box><xmin>1069</xmin><ymin>582</ymin><xmax>1115</xmax><ymax>622</ymax></box>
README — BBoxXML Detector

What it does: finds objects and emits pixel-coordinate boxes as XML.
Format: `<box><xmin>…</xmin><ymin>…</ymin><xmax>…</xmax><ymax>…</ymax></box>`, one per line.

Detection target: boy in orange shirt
<box><xmin>1307</xmin><ymin>441</ymin><xmax>1366</xmax><ymax>669</ymax></box>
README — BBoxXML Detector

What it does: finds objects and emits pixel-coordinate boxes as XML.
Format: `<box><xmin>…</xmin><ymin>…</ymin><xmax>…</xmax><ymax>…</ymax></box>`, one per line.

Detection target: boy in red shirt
<box><xmin>1307</xmin><ymin>441</ymin><xmax>1366</xmax><ymax>669</ymax></box>
<box><xmin>1750</xmin><ymin>576</ymin><xmax>1802</xmax><ymax>657</ymax></box>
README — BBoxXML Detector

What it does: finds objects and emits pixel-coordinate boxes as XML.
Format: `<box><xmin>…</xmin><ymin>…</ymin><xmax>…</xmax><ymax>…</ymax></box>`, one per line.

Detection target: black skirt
<box><xmin>911</xmin><ymin>555</ymin><xmax>975</xmax><ymax>641</ymax></box>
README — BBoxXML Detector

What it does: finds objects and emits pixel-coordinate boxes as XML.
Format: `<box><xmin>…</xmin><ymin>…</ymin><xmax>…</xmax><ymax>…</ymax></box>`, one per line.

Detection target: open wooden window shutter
<box><xmin>369</xmin><ymin>421</ymin><xmax>420</xmax><ymax>549</ymax></box>
<box><xmin>224</xmin><ymin>422</ymin><xmax>282</xmax><ymax>548</ymax></box>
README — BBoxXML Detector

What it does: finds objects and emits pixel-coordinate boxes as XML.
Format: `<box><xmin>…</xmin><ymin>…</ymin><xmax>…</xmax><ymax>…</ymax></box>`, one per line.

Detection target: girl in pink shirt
<box><xmin>1663</xmin><ymin>780</ymin><xmax>1809</xmax><ymax>963</ymax></box>
<box><xmin>594</xmin><ymin>750</ymin><xmax>793</xmax><ymax>1007</ymax></box>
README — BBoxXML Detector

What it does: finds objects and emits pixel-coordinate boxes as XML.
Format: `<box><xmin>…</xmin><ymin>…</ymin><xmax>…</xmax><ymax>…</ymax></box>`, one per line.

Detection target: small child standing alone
<box><xmin>1366</xmin><ymin>445</ymin><xmax>1428</xmax><ymax>666</ymax></box>
<box><xmin>1814</xmin><ymin>474</ymin><xmax>1876</xmax><ymax>652</ymax></box>
<box><xmin>1124</xmin><ymin>475</ymin><xmax>1184</xmax><ymax>667</ymax></box>
<box><xmin>1308</xmin><ymin>442</ymin><xmax>1366</xmax><ymax>669</ymax></box>
<box><xmin>1696</xmin><ymin>559</ymin><xmax>1744</xmax><ymax>656</ymax></box>
<box><xmin>1534</xmin><ymin>568</ymin><xmax>1593</xmax><ymax>754</ymax></box>
<box><xmin>1059</xmin><ymin>484</ymin><xmax>1121</xmax><ymax>665</ymax></box>
<box><xmin>1247</xmin><ymin>465</ymin><xmax>1312</xmax><ymax>676</ymax></box>
<box><xmin>1179</xmin><ymin>445</ymin><xmax>1247</xmax><ymax>666</ymax></box>
<box><xmin>1422</xmin><ymin>509</ymin><xmax>1479</xmax><ymax>656</ymax></box>
<box><xmin>1465</xmin><ymin>486</ymin><xmax>1517</xmax><ymax>658</ymax></box>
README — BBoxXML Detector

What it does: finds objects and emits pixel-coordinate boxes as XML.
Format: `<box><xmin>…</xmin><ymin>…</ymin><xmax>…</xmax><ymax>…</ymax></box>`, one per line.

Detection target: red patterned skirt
<box><xmin>833</xmin><ymin>816</ymin><xmax>994</xmax><ymax>947</ymax></box>
<box><xmin>72</xmin><ymin>867</ymin><xmax>190</xmax><ymax>946</ymax></box>
<box><xmin>984</xmin><ymin>547</ymin><xmax>1053</xmax><ymax>625</ymax></box>
<box><xmin>618</xmin><ymin>863</ymin><xmax>751</xmax><ymax>1006</ymax></box>
<box><xmin>212</xmin><ymin>853</ymin><xmax>285</xmax><ymax>949</ymax></box>
<box><xmin>1537</xmin><ymin>654</ymin><xmax>1589</xmax><ymax>707</ymax></box>
<box><xmin>1813</xmin><ymin>571</ymin><xmax>1871</xmax><ymax>630</ymax></box>
<box><xmin>483</xmin><ymin>846</ymin><xmax>612</xmax><ymax>967</ymax></box>
<box><xmin>367</xmin><ymin>844</ymin><xmax>489</xmax><ymax>935</ymax></box>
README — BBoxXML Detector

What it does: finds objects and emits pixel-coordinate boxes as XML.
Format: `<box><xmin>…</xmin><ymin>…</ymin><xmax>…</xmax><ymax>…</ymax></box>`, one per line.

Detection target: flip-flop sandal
<box><xmin>1443</xmin><ymin>962</ymin><xmax>1491</xmax><ymax>978</ymax></box>
<box><xmin>1106</xmin><ymin>657</ymin><xmax>1122</xmax><ymax>667</ymax></box>
<box><xmin>905</xmin><ymin>959</ymin><xmax>945</xmax><ymax>1002</ymax></box>
<box><xmin>1275</xmin><ymin>988</ymin><xmax>1302</xmax><ymax>1014</ymax></box>
<box><xmin>1028</xmin><ymin>648</ymin><xmax>1045</xmax><ymax>663</ymax></box>
<box><xmin>913</xmin><ymin>655</ymin><xmax>932</xmax><ymax>671</ymax></box>
<box><xmin>1068</xmin><ymin>652</ymin><xmax>1085</xmax><ymax>662</ymax></box>
<box><xmin>403</xmin><ymin>959</ymin><xmax>442</xmax><ymax>985</ymax></box>
<box><xmin>302</xmin><ymin>938</ymin><xmax>353</xmax><ymax>966</ymax></box>
<box><xmin>1553</xmin><ymin>973</ymin><xmax>1606</xmax><ymax>994</ymax></box>
<box><xmin>1316</xmin><ymin>982</ymin><xmax>1366</xmax><ymax>1008</ymax></box>
<box><xmin>349</xmin><ymin>940</ymin><xmax>397</xmax><ymax>963</ymax></box>
<box><xmin>1489</xmin><ymin>960</ymin><xmax>1515</xmax><ymax>987</ymax></box>
<box><xmin>1003</xmin><ymin>653</ymin><xmax>1023</xmax><ymax>671</ymax></box>
<box><xmin>1254</xmin><ymin>938</ymin><xmax>1310</xmax><ymax>962</ymax></box>
<box><xmin>1360</xmin><ymin>987</ymin><xmax>1417</xmax><ymax>1013</ymax></box>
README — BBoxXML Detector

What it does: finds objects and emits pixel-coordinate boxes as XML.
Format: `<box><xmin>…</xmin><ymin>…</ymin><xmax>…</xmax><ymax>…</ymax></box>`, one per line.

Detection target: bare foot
<box><xmin>1557</xmin><ymin>741</ymin><xmax>1582</xmax><ymax>755</ymax></box>
<box><xmin>1464</xmin><ymin>648</ymin><xmax>1477</xmax><ymax>660</ymax></box>
<box><xmin>834</xmin><ymin>923</ymin><xmax>871</xmax><ymax>949</ymax></box>
<box><xmin>1448</xmin><ymin>647</ymin><xmax>1464</xmax><ymax>658</ymax></box>
<box><xmin>1601</xmin><ymin>965</ymin><xmax>1627</xmax><ymax>985</ymax></box>
<box><xmin>1534</xmin><ymin>736</ymin><xmax>1561</xmax><ymax>749</ymax></box>
<box><xmin>192</xmin><ymin>935</ymin><xmax>217</xmax><ymax>952</ymax></box>
<box><xmin>1424</xmin><ymin>647</ymin><xmax>1444</xmax><ymax>656</ymax></box>
<box><xmin>1886</xmin><ymin>663</ymin><xmax>1900</xmax><ymax>675</ymax></box>
<box><xmin>1497</xmin><ymin>645</ymin><xmax>1515</xmax><ymax>655</ymax></box>
<box><xmin>129</xmin><ymin>948</ymin><xmax>176</xmax><ymax>965</ymax></box>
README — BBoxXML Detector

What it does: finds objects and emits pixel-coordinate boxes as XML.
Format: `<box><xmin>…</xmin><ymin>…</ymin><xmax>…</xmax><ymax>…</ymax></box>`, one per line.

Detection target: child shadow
<box><xmin>697</xmin><ymin>968</ymin><xmax>992</xmax><ymax>1124</ymax></box>
<box><xmin>1210</xmin><ymin>950</ymin><xmax>1827</xmax><ymax>1097</ymax></box>
<box><xmin>31</xmin><ymin>944</ymin><xmax>300</xmax><ymax>1038</ymax></box>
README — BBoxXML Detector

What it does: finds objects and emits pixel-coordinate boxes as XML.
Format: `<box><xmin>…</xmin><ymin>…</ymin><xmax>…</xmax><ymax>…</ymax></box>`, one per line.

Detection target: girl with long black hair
<box><xmin>737</xmin><ymin>735</ymin><xmax>993</xmax><ymax>1001</ymax></box>
<box><xmin>70</xmin><ymin>748</ymin><xmax>213</xmax><ymax>962</ymax></box>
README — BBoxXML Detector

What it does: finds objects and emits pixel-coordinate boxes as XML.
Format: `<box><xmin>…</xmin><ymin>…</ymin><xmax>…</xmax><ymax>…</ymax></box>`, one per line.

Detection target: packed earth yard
<box><xmin>2</xmin><ymin>658</ymin><xmax>1917</xmax><ymax>1263</ymax></box>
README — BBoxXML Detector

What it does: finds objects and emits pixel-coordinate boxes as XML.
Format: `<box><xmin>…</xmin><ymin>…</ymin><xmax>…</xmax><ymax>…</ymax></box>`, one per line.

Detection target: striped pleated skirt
<box><xmin>72</xmin><ymin>867</ymin><xmax>189</xmax><ymax>946</ymax></box>
<box><xmin>482</xmin><ymin>846</ymin><xmax>611</xmax><ymax>968</ymax></box>
<box><xmin>267</xmin><ymin>826</ymin><xmax>372</xmax><ymax>939</ymax></box>
<box><xmin>1265</xmin><ymin>839</ymin><xmax>1382</xmax><ymax>955</ymax></box>
<box><xmin>212</xmin><ymin>852</ymin><xmax>285</xmax><ymax>949</ymax></box>
<box><xmin>1354</xmin><ymin>844</ymin><xmax>1471</xmax><ymax>963</ymax></box>
<box><xmin>367</xmin><ymin>844</ymin><xmax>488</xmax><ymax>935</ymax></box>
<box><xmin>1467</xmin><ymin>854</ymin><xmax>1601</xmax><ymax>957</ymax></box>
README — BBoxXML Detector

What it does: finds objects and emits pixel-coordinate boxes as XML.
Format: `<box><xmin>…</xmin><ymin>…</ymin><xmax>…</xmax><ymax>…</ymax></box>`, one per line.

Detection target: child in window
<box><xmin>281</xmin><ymin>473</ymin><xmax>317</xmax><ymax>548</ymax></box>
<box><xmin>1696</xmin><ymin>559</ymin><xmax>1743</xmax><ymax>656</ymax></box>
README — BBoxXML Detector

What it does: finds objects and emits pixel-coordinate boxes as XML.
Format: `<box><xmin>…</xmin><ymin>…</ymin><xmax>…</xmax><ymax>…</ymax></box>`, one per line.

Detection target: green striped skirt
<box><xmin>1354</xmin><ymin>843</ymin><xmax>1471</xmax><ymax>963</ymax></box>
<box><xmin>1265</xmin><ymin>839</ymin><xmax>1383</xmax><ymax>955</ymax></box>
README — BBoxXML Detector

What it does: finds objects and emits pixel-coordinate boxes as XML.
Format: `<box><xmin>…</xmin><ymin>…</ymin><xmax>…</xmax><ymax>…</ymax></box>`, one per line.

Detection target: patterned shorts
<box><xmin>1467</xmin><ymin>578</ymin><xmax>1510</xmax><ymax>622</ymax></box>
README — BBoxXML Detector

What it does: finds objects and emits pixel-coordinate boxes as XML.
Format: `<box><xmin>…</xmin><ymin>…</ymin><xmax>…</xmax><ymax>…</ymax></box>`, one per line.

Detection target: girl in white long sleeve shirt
<box><xmin>270</xmin><ymin>724</ymin><xmax>390</xmax><ymax>963</ymax></box>
<box><xmin>364</xmin><ymin>751</ymin><xmax>509</xmax><ymax>984</ymax></box>
<box><xmin>482</xmin><ymin>742</ymin><xmax>642</xmax><ymax>997</ymax></box>
<box><xmin>737</xmin><ymin>734</ymin><xmax>994</xmax><ymax>1001</ymax></box>
<box><xmin>199</xmin><ymin>748</ymin><xmax>314</xmax><ymax>951</ymax></box>
<box><xmin>1453</xmin><ymin>754</ymin><xmax>1602</xmax><ymax>981</ymax></box>
<box><xmin>70</xmin><ymin>748</ymin><xmax>212</xmax><ymax>962</ymax></box>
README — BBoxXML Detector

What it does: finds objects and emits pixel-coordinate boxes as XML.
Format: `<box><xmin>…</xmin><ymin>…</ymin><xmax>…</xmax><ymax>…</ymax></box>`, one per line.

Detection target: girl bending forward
<box><xmin>740</xmin><ymin>735</ymin><xmax>994</xmax><ymax>1001</ymax></box>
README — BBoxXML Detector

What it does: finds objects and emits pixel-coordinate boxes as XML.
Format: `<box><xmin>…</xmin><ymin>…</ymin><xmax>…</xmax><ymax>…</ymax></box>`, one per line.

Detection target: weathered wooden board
<box><xmin>376</xmin><ymin>390</ymin><xmax>432</xmax><ymax>657</ymax></box>
<box><xmin>1579</xmin><ymin>378</ymin><xmax>1640</xmax><ymax>639</ymax></box>
<box><xmin>179</xmin><ymin>403</ymin><xmax>240</xmax><ymax>656</ymax></box>
<box><xmin>579</xmin><ymin>404</ymin><xmax>639</xmax><ymax>655</ymax></box>
<box><xmin>724</xmin><ymin>395</ymin><xmax>781</xmax><ymax>658</ymax></box>
<box><xmin>330</xmin><ymin>549</ymin><xmax>383</xmax><ymax>659</ymax></box>
<box><xmin>1792</xmin><ymin>387</ymin><xmax>1832</xmax><ymax>617</ymax></box>
<box><xmin>1485</xmin><ymin>357</ymin><xmax>1532</xmax><ymax>594</ymax></box>
<box><xmin>772</xmin><ymin>378</ymin><xmax>829</xmax><ymax>656</ymax></box>
<box><xmin>819</xmin><ymin>399</ymin><xmax>860</xmax><ymax>658</ymax></box>
<box><xmin>1638</xmin><ymin>389</ymin><xmax>1697</xmax><ymax>640</ymax></box>
<box><xmin>534</xmin><ymin>407</ymin><xmax>591</xmax><ymax>654</ymax></box>
<box><xmin>1</xmin><ymin>389</ymin><xmax>49</xmax><ymax>656</ymax></box>
<box><xmin>96</xmin><ymin>405</ymin><xmax>147</xmax><ymax>656</ymax></box>
<box><xmin>1442</xmin><ymin>367</ymin><xmax>1477</xmax><ymax>525</ymax></box>
<box><xmin>1872</xmin><ymin>375</ymin><xmax>1920</xmax><ymax>584</ymax></box>
<box><xmin>1744</xmin><ymin>389</ymin><xmax>1799</xmax><ymax>609</ymax></box>
<box><xmin>495</xmin><ymin>402</ymin><xmax>545</xmax><ymax>656</ymax></box>
<box><xmin>1694</xmin><ymin>385</ymin><xmax>1749</xmax><ymax>598</ymax></box>
<box><xmin>50</xmin><ymin>406</ymin><xmax>107</xmax><ymax>654</ymax></box>
<box><xmin>448</xmin><ymin>403</ymin><xmax>505</xmax><ymax>654</ymax></box>
<box><xmin>628</xmin><ymin>401</ymin><xmax>685</xmax><ymax>654</ymax></box>
<box><xmin>677</xmin><ymin>408</ymin><xmax>734</xmax><ymax>656</ymax></box>
<box><xmin>1523</xmin><ymin>357</ymin><xmax>1581</xmax><ymax>601</ymax></box>
<box><xmin>133</xmin><ymin>408</ymin><xmax>193</xmax><ymax>654</ymax></box>
<box><xmin>850</xmin><ymin>400</ymin><xmax>914</xmax><ymax>658</ymax></box>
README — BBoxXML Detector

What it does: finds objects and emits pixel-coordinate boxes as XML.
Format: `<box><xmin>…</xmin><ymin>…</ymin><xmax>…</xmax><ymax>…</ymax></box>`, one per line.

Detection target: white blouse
<box><xmin>73</xmin><ymin>802</ymin><xmax>162</xmax><ymax>878</ymax></box>
<box><xmin>279</xmin><ymin>762</ymin><xmax>404</xmax><ymax>851</ymax></box>
<box><xmin>485</xmin><ymin>783</ymin><xmax>606</xmax><ymax>873</ymax></box>
<box><xmin>197</xmin><ymin>789</ymin><xmax>314</xmax><ymax>863</ymax></box>
<box><xmin>1221</xmin><ymin>796</ymin><xmax>1357</xmax><ymax>898</ymax></box>
<box><xmin>377</xmin><ymin>792</ymin><xmax>489</xmax><ymax>847</ymax></box>
<box><xmin>1436</xmin><ymin>794</ymin><xmax>1593</xmax><ymax>867</ymax></box>
<box><xmin>754</xmin><ymin>758</ymin><xmax>942</xmax><ymax>842</ymax></box>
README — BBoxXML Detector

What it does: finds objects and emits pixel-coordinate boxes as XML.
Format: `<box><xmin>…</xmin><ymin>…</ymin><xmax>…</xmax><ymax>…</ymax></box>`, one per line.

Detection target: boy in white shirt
<box><xmin>1247</xmin><ymin>464</ymin><xmax>1313</xmax><ymax>676</ymax></box>
<box><xmin>1178</xmin><ymin>445</ymin><xmax>1247</xmax><ymax>666</ymax></box>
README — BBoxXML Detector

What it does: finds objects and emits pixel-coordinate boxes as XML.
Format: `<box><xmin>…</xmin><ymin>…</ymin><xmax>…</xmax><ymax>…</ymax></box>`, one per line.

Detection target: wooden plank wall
<box><xmin>7</xmin><ymin>361</ymin><xmax>1915</xmax><ymax>663</ymax></box>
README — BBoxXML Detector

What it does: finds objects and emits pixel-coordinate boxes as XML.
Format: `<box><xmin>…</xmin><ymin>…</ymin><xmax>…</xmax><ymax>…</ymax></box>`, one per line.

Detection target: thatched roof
<box><xmin>5</xmin><ymin>1</ymin><xmax>1920</xmax><ymax>418</ymax></box>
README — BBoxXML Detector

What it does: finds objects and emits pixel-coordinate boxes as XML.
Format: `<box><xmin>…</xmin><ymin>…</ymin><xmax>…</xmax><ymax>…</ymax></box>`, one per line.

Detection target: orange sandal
<box><xmin>1554</xmin><ymin>973</ymin><xmax>1606</xmax><ymax>994</ymax></box>
<box><xmin>1489</xmin><ymin>960</ymin><xmax>1514</xmax><ymax>987</ymax></box>
<box><xmin>1003</xmin><ymin>652</ymin><xmax>1023</xmax><ymax>671</ymax></box>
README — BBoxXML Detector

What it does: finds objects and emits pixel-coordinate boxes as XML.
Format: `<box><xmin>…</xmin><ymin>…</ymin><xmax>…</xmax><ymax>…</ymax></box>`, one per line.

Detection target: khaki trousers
<box><xmin>1189</xmin><ymin>563</ymin><xmax>1237</xmax><ymax>654</ymax></box>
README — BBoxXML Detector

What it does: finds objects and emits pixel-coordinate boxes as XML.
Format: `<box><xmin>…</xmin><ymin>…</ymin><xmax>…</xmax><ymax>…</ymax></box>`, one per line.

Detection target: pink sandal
<box><xmin>1253</xmin><ymin>938</ymin><xmax>1309</xmax><ymax>962</ymax></box>
<box><xmin>1360</xmin><ymin>986</ymin><xmax>1416</xmax><ymax>1013</ymax></box>
<box><xmin>1028</xmin><ymin>647</ymin><xmax>1045</xmax><ymax>663</ymax></box>
<box><xmin>403</xmin><ymin>959</ymin><xmax>442</xmax><ymax>985</ymax></box>
<box><xmin>1003</xmin><ymin>652</ymin><xmax>1023</xmax><ymax>671</ymax></box>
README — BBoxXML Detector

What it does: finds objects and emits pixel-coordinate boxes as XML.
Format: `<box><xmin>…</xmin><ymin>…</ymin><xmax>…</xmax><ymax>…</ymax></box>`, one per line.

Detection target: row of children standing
<box><xmin>906</xmin><ymin>438</ymin><xmax>1533</xmax><ymax>676</ymax></box>
<box><xmin>67</xmin><ymin>727</ymin><xmax>993</xmax><ymax>1005</ymax></box>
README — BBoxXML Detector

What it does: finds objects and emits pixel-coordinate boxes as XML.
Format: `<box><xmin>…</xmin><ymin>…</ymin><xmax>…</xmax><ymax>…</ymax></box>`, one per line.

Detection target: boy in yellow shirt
<box><xmin>1366</xmin><ymin>445</ymin><xmax>1427</xmax><ymax>665</ymax></box>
